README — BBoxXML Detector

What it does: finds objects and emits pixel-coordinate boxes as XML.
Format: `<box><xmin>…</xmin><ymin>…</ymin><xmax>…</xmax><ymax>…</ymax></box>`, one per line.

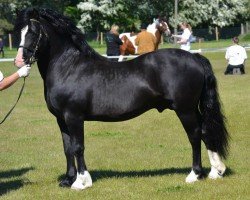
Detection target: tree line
<box><xmin>0</xmin><ymin>0</ymin><xmax>249</xmax><ymax>35</ymax></box>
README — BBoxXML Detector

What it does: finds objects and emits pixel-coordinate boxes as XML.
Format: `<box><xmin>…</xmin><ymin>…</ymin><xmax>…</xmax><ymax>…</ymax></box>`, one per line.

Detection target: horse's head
<box><xmin>14</xmin><ymin>8</ymin><xmax>46</xmax><ymax>68</ymax></box>
<box><xmin>156</xmin><ymin>21</ymin><xmax>171</xmax><ymax>36</ymax></box>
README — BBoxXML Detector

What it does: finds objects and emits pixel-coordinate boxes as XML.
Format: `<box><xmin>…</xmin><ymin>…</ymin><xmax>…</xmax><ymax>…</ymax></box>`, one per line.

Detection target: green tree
<box><xmin>64</xmin><ymin>6</ymin><xmax>81</xmax><ymax>25</ymax></box>
<box><xmin>0</xmin><ymin>19</ymin><xmax>13</xmax><ymax>35</ymax></box>
<box><xmin>77</xmin><ymin>0</ymin><xmax>127</xmax><ymax>33</ymax></box>
<box><xmin>77</xmin><ymin>0</ymin><xmax>175</xmax><ymax>34</ymax></box>
<box><xmin>172</xmin><ymin>0</ymin><xmax>248</xmax><ymax>28</ymax></box>
<box><xmin>0</xmin><ymin>0</ymin><xmax>31</xmax><ymax>34</ymax></box>
<box><xmin>126</xmin><ymin>0</ymin><xmax>174</xmax><ymax>24</ymax></box>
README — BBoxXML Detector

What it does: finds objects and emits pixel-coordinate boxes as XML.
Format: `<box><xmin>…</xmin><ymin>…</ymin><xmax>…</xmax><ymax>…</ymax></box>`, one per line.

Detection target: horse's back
<box><xmin>130</xmin><ymin>49</ymin><xmax>205</xmax><ymax>110</ymax></box>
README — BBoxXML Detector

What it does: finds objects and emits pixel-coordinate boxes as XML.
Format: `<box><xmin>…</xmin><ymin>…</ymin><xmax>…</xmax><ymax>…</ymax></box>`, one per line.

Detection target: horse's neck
<box><xmin>41</xmin><ymin>23</ymin><xmax>67</xmax><ymax>57</ymax></box>
<box><xmin>147</xmin><ymin>23</ymin><xmax>157</xmax><ymax>37</ymax></box>
<box><xmin>37</xmin><ymin>32</ymin><xmax>106</xmax><ymax>81</ymax></box>
<box><xmin>147</xmin><ymin>22</ymin><xmax>165</xmax><ymax>45</ymax></box>
<box><xmin>36</xmin><ymin>26</ymin><xmax>69</xmax><ymax>80</ymax></box>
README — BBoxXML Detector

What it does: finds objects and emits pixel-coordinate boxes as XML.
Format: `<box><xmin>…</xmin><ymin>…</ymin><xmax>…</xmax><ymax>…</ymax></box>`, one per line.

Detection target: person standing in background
<box><xmin>0</xmin><ymin>38</ymin><xmax>4</xmax><ymax>58</ymax></box>
<box><xmin>135</xmin><ymin>23</ymin><xmax>156</xmax><ymax>55</ymax></box>
<box><xmin>106</xmin><ymin>25</ymin><xmax>123</xmax><ymax>61</ymax></box>
<box><xmin>172</xmin><ymin>22</ymin><xmax>192</xmax><ymax>51</ymax></box>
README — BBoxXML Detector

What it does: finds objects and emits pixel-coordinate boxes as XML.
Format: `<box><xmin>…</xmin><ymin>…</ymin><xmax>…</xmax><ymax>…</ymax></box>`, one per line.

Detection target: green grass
<box><xmin>0</xmin><ymin>49</ymin><xmax>249</xmax><ymax>199</ymax></box>
<box><xmin>240</xmin><ymin>33</ymin><xmax>250</xmax><ymax>42</ymax></box>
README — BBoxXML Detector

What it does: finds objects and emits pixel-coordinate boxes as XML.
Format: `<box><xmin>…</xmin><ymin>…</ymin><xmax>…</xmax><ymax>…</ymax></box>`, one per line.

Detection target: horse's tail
<box><xmin>195</xmin><ymin>53</ymin><xmax>230</xmax><ymax>159</ymax></box>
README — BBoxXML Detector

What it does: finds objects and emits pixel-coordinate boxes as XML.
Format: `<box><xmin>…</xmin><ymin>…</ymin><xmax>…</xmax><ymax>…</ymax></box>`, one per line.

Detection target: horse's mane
<box><xmin>15</xmin><ymin>8</ymin><xmax>105</xmax><ymax>60</ymax></box>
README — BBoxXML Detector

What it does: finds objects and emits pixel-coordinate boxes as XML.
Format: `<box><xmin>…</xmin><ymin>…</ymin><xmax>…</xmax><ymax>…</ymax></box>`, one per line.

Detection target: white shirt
<box><xmin>180</xmin><ymin>28</ymin><xmax>192</xmax><ymax>51</ymax></box>
<box><xmin>0</xmin><ymin>70</ymin><xmax>3</xmax><ymax>81</ymax></box>
<box><xmin>225</xmin><ymin>44</ymin><xmax>247</xmax><ymax>65</ymax></box>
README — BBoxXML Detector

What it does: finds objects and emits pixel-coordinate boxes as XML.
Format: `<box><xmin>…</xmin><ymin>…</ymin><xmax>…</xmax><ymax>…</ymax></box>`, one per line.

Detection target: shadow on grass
<box><xmin>90</xmin><ymin>167</ymin><xmax>191</xmax><ymax>182</ymax></box>
<box><xmin>0</xmin><ymin>167</ymin><xmax>34</xmax><ymax>196</ymax></box>
<box><xmin>58</xmin><ymin>167</ymin><xmax>235</xmax><ymax>183</ymax></box>
<box><xmin>224</xmin><ymin>167</ymin><xmax>234</xmax><ymax>176</ymax></box>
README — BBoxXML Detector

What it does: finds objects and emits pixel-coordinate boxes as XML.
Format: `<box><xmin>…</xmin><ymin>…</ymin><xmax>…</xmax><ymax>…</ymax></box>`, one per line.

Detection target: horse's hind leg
<box><xmin>64</xmin><ymin>115</ymin><xmax>92</xmax><ymax>190</ymax></box>
<box><xmin>57</xmin><ymin>118</ymin><xmax>77</xmax><ymax>187</ymax></box>
<box><xmin>176</xmin><ymin>110</ymin><xmax>205</xmax><ymax>183</ymax></box>
<box><xmin>202</xmin><ymin>135</ymin><xmax>226</xmax><ymax>179</ymax></box>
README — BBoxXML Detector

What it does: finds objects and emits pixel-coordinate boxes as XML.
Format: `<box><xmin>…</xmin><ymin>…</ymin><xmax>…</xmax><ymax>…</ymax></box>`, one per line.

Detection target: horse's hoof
<box><xmin>59</xmin><ymin>176</ymin><xmax>76</xmax><ymax>188</ymax></box>
<box><xmin>71</xmin><ymin>171</ymin><xmax>93</xmax><ymax>190</ymax></box>
<box><xmin>71</xmin><ymin>181</ymin><xmax>92</xmax><ymax>190</ymax></box>
<box><xmin>185</xmin><ymin>170</ymin><xmax>199</xmax><ymax>183</ymax></box>
<box><xmin>208</xmin><ymin>166</ymin><xmax>225</xmax><ymax>179</ymax></box>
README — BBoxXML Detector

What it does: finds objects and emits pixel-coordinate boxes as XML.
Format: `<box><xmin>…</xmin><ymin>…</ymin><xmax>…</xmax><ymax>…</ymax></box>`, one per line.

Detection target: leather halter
<box><xmin>19</xmin><ymin>19</ymin><xmax>45</xmax><ymax>65</ymax></box>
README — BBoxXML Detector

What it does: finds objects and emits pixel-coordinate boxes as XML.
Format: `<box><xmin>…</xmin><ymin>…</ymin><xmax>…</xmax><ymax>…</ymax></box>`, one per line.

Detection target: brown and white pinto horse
<box><xmin>119</xmin><ymin>21</ymin><xmax>170</xmax><ymax>56</ymax></box>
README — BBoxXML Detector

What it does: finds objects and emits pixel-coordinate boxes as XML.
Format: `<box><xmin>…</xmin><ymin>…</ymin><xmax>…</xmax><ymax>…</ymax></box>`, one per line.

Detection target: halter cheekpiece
<box><xmin>19</xmin><ymin>19</ymin><xmax>44</xmax><ymax>65</ymax></box>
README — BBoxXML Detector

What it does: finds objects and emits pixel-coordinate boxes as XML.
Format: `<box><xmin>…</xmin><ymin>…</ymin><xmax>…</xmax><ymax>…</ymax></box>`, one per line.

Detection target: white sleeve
<box><xmin>182</xmin><ymin>29</ymin><xmax>191</xmax><ymax>40</ymax></box>
<box><xmin>243</xmin><ymin>48</ymin><xmax>247</xmax><ymax>59</ymax></box>
<box><xmin>0</xmin><ymin>71</ymin><xmax>4</xmax><ymax>82</ymax></box>
<box><xmin>225</xmin><ymin>49</ymin><xmax>229</xmax><ymax>59</ymax></box>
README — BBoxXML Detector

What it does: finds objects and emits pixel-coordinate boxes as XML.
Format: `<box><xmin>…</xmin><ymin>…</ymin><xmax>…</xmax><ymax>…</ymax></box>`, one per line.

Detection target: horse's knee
<box><xmin>64</xmin><ymin>145</ymin><xmax>73</xmax><ymax>156</ymax></box>
<box><xmin>73</xmin><ymin>144</ymin><xmax>84</xmax><ymax>156</ymax></box>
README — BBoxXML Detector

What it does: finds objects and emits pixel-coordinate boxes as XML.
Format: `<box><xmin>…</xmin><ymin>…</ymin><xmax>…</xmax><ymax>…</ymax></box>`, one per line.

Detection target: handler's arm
<box><xmin>177</xmin><ymin>38</ymin><xmax>188</xmax><ymax>44</ymax></box>
<box><xmin>171</xmin><ymin>34</ymin><xmax>182</xmax><ymax>39</ymax></box>
<box><xmin>0</xmin><ymin>65</ymin><xmax>31</xmax><ymax>91</ymax></box>
<box><xmin>116</xmin><ymin>36</ymin><xmax>123</xmax><ymax>45</ymax></box>
<box><xmin>0</xmin><ymin>72</ymin><xmax>19</xmax><ymax>91</ymax></box>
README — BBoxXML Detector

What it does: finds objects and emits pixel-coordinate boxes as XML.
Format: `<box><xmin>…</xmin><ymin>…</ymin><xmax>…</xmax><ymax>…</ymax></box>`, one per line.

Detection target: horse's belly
<box><xmin>85</xmin><ymin>88</ymin><xmax>160</xmax><ymax>121</ymax></box>
<box><xmin>85</xmin><ymin>107</ymin><xmax>152</xmax><ymax>122</ymax></box>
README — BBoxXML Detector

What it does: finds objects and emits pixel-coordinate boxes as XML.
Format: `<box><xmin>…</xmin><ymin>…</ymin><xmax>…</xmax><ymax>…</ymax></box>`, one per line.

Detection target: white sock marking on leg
<box><xmin>207</xmin><ymin>150</ymin><xmax>226</xmax><ymax>179</ymax></box>
<box><xmin>185</xmin><ymin>170</ymin><xmax>199</xmax><ymax>183</ymax></box>
<box><xmin>71</xmin><ymin>171</ymin><xmax>93</xmax><ymax>190</ymax></box>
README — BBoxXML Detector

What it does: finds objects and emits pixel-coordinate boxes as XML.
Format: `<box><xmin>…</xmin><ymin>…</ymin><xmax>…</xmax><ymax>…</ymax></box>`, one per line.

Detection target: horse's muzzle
<box><xmin>14</xmin><ymin>48</ymin><xmax>26</xmax><ymax>68</ymax></box>
<box><xmin>14</xmin><ymin>59</ymin><xmax>26</xmax><ymax>68</ymax></box>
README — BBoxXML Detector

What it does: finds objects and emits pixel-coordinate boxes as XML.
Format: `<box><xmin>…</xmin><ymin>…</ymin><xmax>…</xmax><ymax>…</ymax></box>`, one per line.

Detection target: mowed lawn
<box><xmin>0</xmin><ymin>50</ymin><xmax>249</xmax><ymax>200</ymax></box>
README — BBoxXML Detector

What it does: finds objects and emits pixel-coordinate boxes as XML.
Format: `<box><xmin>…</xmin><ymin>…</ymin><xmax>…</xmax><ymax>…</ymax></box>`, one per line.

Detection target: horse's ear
<box><xmin>30</xmin><ymin>8</ymin><xmax>40</xmax><ymax>19</ymax></box>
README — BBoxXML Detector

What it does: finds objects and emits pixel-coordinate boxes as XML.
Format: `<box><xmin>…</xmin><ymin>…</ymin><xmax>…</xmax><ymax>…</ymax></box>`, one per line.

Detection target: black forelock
<box><xmin>14</xmin><ymin>8</ymin><xmax>37</xmax><ymax>31</ymax></box>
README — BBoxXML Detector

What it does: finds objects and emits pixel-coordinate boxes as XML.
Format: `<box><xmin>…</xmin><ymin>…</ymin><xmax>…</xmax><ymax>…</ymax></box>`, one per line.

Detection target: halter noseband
<box><xmin>19</xmin><ymin>19</ymin><xmax>44</xmax><ymax>65</ymax></box>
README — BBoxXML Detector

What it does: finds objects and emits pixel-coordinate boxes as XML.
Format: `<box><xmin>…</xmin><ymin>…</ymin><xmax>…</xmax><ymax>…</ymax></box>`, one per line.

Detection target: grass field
<box><xmin>0</xmin><ymin>47</ymin><xmax>249</xmax><ymax>199</ymax></box>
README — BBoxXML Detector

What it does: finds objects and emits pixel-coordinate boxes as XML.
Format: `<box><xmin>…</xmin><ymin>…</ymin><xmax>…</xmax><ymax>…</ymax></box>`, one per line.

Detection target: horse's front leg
<box><xmin>64</xmin><ymin>116</ymin><xmax>92</xmax><ymax>190</ymax></box>
<box><xmin>57</xmin><ymin>118</ymin><xmax>77</xmax><ymax>187</ymax></box>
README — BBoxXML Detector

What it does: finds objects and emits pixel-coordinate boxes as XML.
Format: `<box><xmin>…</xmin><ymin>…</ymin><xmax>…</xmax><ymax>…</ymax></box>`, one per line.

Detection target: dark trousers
<box><xmin>0</xmin><ymin>48</ymin><xmax>4</xmax><ymax>58</ymax></box>
<box><xmin>224</xmin><ymin>64</ymin><xmax>245</xmax><ymax>75</ymax></box>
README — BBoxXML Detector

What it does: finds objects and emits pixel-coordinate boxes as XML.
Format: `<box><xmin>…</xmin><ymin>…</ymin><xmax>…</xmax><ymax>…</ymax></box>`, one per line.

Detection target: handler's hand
<box><xmin>17</xmin><ymin>65</ymin><xmax>31</xmax><ymax>78</ymax></box>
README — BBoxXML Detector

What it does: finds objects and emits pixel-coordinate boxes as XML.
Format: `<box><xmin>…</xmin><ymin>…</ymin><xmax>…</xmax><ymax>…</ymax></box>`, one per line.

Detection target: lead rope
<box><xmin>0</xmin><ymin>19</ymin><xmax>43</xmax><ymax>125</ymax></box>
<box><xmin>0</xmin><ymin>77</ymin><xmax>26</xmax><ymax>125</ymax></box>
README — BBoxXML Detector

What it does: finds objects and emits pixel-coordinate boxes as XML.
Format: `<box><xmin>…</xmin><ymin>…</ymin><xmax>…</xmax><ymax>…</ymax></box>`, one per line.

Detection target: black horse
<box><xmin>14</xmin><ymin>8</ymin><xmax>229</xmax><ymax>190</ymax></box>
